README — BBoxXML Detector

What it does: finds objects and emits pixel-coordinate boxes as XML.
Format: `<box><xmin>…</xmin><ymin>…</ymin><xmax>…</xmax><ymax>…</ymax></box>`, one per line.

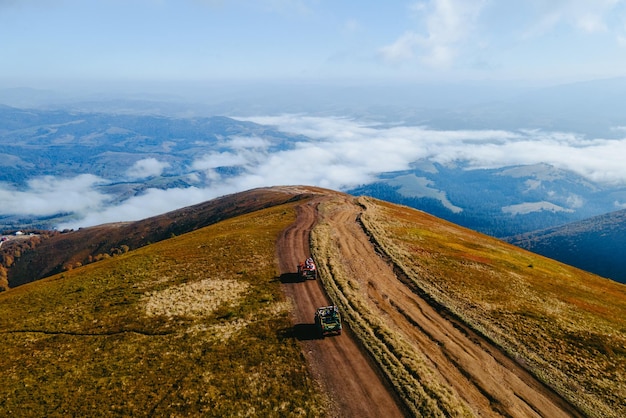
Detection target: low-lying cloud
<box><xmin>0</xmin><ymin>174</ymin><xmax>111</xmax><ymax>217</ymax></box>
<box><xmin>238</xmin><ymin>116</ymin><xmax>626</xmax><ymax>185</ymax></box>
<box><xmin>3</xmin><ymin>115</ymin><xmax>626</xmax><ymax>229</ymax></box>
<box><xmin>126</xmin><ymin>158</ymin><xmax>171</xmax><ymax>180</ymax></box>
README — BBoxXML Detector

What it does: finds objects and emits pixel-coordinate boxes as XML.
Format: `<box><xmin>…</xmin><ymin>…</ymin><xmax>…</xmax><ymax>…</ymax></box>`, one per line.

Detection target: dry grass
<box><xmin>143</xmin><ymin>278</ymin><xmax>249</xmax><ymax>318</ymax></box>
<box><xmin>0</xmin><ymin>202</ymin><xmax>327</xmax><ymax>417</ymax></box>
<box><xmin>358</xmin><ymin>197</ymin><xmax>626</xmax><ymax>418</ymax></box>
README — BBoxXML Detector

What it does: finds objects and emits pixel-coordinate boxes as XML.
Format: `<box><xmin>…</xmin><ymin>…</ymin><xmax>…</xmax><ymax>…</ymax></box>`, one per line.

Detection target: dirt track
<box><xmin>277</xmin><ymin>199</ymin><xmax>407</xmax><ymax>417</ymax></box>
<box><xmin>277</xmin><ymin>194</ymin><xmax>582</xmax><ymax>417</ymax></box>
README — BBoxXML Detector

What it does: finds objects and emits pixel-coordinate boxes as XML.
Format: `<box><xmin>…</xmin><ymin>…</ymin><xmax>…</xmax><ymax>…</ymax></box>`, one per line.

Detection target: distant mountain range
<box><xmin>2</xmin><ymin>104</ymin><xmax>625</xmax><ymax>235</ymax></box>
<box><xmin>0</xmin><ymin>105</ymin><xmax>302</xmax><ymax>229</ymax></box>
<box><xmin>2</xmin><ymin>94</ymin><xmax>626</xmax><ymax>284</ymax></box>
<box><xmin>4</xmin><ymin>77</ymin><xmax>626</xmax><ymax>138</ymax></box>
<box><xmin>348</xmin><ymin>161</ymin><xmax>626</xmax><ymax>237</ymax></box>
<box><xmin>0</xmin><ymin>105</ymin><xmax>292</xmax><ymax>188</ymax></box>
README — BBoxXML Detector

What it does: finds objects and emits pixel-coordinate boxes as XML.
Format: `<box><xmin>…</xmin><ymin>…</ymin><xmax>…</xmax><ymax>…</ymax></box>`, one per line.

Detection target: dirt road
<box><xmin>278</xmin><ymin>194</ymin><xmax>582</xmax><ymax>417</ymax></box>
<box><xmin>277</xmin><ymin>199</ymin><xmax>407</xmax><ymax>418</ymax></box>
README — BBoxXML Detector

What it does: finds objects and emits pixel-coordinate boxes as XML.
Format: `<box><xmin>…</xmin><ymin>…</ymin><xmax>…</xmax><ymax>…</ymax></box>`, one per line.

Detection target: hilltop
<box><xmin>1</xmin><ymin>186</ymin><xmax>624</xmax><ymax>417</ymax></box>
<box><xmin>2</xmin><ymin>187</ymin><xmax>317</xmax><ymax>288</ymax></box>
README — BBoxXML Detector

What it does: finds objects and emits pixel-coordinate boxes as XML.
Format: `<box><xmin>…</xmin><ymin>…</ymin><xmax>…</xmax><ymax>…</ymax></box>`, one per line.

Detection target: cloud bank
<box><xmin>3</xmin><ymin>115</ymin><xmax>626</xmax><ymax>229</ymax></box>
<box><xmin>0</xmin><ymin>175</ymin><xmax>111</xmax><ymax>217</ymax></box>
<box><xmin>240</xmin><ymin>116</ymin><xmax>626</xmax><ymax>185</ymax></box>
<box><xmin>380</xmin><ymin>0</ymin><xmax>486</xmax><ymax>68</ymax></box>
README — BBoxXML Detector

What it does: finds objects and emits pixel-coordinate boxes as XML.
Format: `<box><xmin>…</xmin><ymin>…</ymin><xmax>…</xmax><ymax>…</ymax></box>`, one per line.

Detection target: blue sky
<box><xmin>2</xmin><ymin>0</ymin><xmax>626</xmax><ymax>88</ymax></box>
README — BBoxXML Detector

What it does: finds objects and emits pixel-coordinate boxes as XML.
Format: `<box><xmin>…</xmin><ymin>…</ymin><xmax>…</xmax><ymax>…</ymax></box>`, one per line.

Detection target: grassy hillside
<box><xmin>357</xmin><ymin>197</ymin><xmax>626</xmax><ymax>417</ymax></box>
<box><xmin>4</xmin><ymin>187</ymin><xmax>309</xmax><ymax>288</ymax></box>
<box><xmin>0</xmin><ymin>201</ymin><xmax>327</xmax><ymax>417</ymax></box>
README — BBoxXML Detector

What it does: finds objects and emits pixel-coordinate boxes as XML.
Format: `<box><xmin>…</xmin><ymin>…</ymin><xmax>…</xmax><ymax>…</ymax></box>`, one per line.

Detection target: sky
<box><xmin>3</xmin><ymin>1</ymin><xmax>626</xmax><ymax>228</ymax></box>
<box><xmin>2</xmin><ymin>0</ymin><xmax>626</xmax><ymax>88</ymax></box>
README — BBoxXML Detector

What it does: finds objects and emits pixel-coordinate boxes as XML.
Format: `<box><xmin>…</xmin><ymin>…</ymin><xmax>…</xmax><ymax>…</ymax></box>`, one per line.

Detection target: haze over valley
<box><xmin>2</xmin><ymin>81</ymin><xmax>626</xmax><ymax>237</ymax></box>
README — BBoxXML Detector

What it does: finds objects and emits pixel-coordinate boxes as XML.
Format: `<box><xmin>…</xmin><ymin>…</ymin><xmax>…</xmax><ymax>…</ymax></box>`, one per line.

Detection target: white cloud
<box><xmin>224</xmin><ymin>135</ymin><xmax>271</xmax><ymax>150</ymax></box>
<box><xmin>524</xmin><ymin>0</ymin><xmax>622</xmax><ymax>37</ymax></box>
<box><xmin>192</xmin><ymin>152</ymin><xmax>248</xmax><ymax>171</ymax></box>
<box><xmin>126</xmin><ymin>158</ymin><xmax>170</xmax><ymax>180</ymax></box>
<box><xmin>379</xmin><ymin>31</ymin><xmax>421</xmax><ymax>63</ymax></box>
<box><xmin>239</xmin><ymin>115</ymin><xmax>626</xmax><ymax>186</ymax></box>
<box><xmin>502</xmin><ymin>201</ymin><xmax>574</xmax><ymax>215</ymax></box>
<box><xmin>380</xmin><ymin>0</ymin><xmax>486</xmax><ymax>68</ymax></box>
<box><xmin>0</xmin><ymin>174</ymin><xmax>111</xmax><ymax>217</ymax></box>
<box><xmin>57</xmin><ymin>186</ymin><xmax>220</xmax><ymax>230</ymax></box>
<box><xmin>191</xmin><ymin>136</ymin><xmax>270</xmax><ymax>174</ymax></box>
<box><xmin>378</xmin><ymin>0</ymin><xmax>626</xmax><ymax>75</ymax></box>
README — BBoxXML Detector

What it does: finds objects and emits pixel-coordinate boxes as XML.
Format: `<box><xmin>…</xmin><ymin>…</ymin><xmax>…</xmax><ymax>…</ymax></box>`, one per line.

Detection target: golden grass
<box><xmin>143</xmin><ymin>278</ymin><xmax>249</xmax><ymax>318</ymax></box>
<box><xmin>358</xmin><ymin>197</ymin><xmax>626</xmax><ymax>418</ymax></box>
<box><xmin>0</xmin><ymin>203</ymin><xmax>328</xmax><ymax>417</ymax></box>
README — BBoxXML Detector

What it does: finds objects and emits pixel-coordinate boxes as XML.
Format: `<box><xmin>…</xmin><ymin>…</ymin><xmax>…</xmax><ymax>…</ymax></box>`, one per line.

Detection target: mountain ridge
<box><xmin>2</xmin><ymin>186</ymin><xmax>321</xmax><ymax>289</ymax></box>
<box><xmin>1</xmin><ymin>186</ymin><xmax>624</xmax><ymax>417</ymax></box>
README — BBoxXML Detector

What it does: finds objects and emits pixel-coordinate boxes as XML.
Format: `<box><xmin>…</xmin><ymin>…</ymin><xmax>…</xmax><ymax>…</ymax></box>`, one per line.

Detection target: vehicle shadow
<box><xmin>278</xmin><ymin>323</ymin><xmax>321</xmax><ymax>341</ymax></box>
<box><xmin>278</xmin><ymin>272</ymin><xmax>303</xmax><ymax>284</ymax></box>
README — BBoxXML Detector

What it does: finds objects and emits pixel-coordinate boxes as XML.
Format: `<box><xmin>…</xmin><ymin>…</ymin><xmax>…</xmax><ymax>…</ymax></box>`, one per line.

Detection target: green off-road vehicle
<box><xmin>315</xmin><ymin>305</ymin><xmax>342</xmax><ymax>337</ymax></box>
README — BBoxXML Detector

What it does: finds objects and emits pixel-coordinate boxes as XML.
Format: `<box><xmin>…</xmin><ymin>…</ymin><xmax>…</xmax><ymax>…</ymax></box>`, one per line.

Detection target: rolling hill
<box><xmin>0</xmin><ymin>189</ymin><xmax>329</xmax><ymax>416</ymax></box>
<box><xmin>1</xmin><ymin>186</ymin><xmax>624</xmax><ymax>417</ymax></box>
<box><xmin>2</xmin><ymin>187</ymin><xmax>314</xmax><ymax>288</ymax></box>
<box><xmin>506</xmin><ymin>208</ymin><xmax>626</xmax><ymax>284</ymax></box>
